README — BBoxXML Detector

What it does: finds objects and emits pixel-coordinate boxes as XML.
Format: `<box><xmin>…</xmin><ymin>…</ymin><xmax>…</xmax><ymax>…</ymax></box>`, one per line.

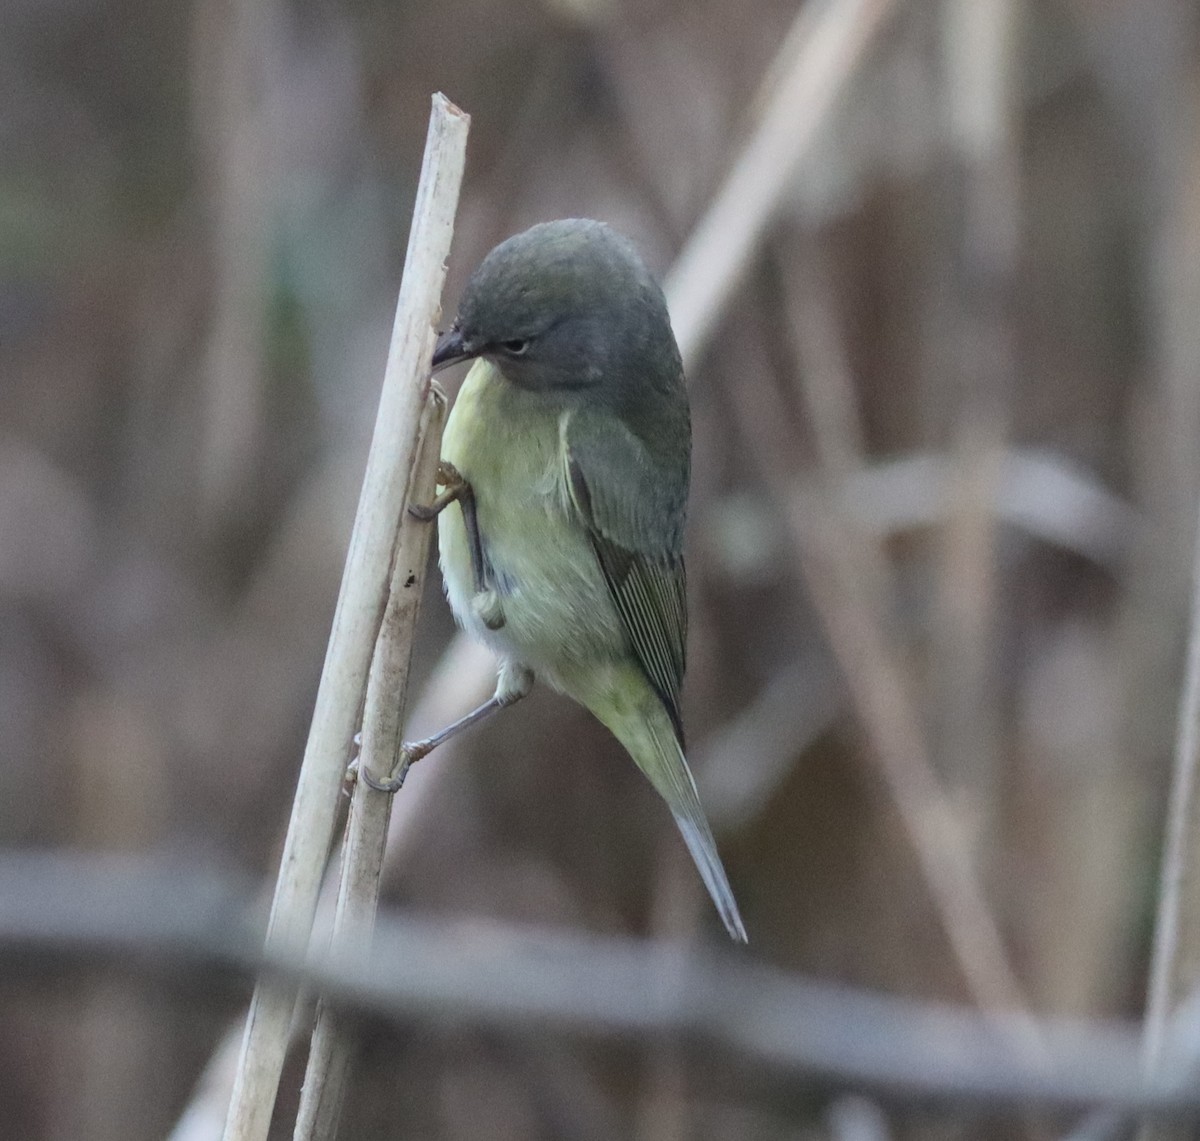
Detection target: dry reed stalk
<box><xmin>292</xmin><ymin>388</ymin><xmax>447</xmax><ymax>1139</ymax></box>
<box><xmin>1141</xmin><ymin>497</ymin><xmax>1200</xmax><ymax>1085</ymax></box>
<box><xmin>769</xmin><ymin>230</ymin><xmax>1036</xmax><ymax>1031</ymax></box>
<box><xmin>725</xmin><ymin>304</ymin><xmax>1040</xmax><ymax>1032</ymax></box>
<box><xmin>930</xmin><ymin>0</ymin><xmax>1018</xmax><ymax>840</ymax></box>
<box><xmin>221</xmin><ymin>94</ymin><xmax>469</xmax><ymax>1141</ymax></box>
<box><xmin>191</xmin><ymin>0</ymin><xmax>278</xmax><ymax>523</ymax></box>
<box><xmin>666</xmin><ymin>0</ymin><xmax>898</xmax><ymax>368</ymax></box>
<box><xmin>1135</xmin><ymin>69</ymin><xmax>1200</xmax><ymax>1141</ymax></box>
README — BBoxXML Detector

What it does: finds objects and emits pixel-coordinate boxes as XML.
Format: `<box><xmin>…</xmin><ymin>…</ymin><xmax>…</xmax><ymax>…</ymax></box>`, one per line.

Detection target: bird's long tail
<box><xmin>592</xmin><ymin>677</ymin><xmax>748</xmax><ymax>943</ymax></box>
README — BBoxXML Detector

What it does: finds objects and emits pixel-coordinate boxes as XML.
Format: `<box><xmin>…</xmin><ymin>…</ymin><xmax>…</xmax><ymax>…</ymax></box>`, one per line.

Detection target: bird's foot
<box><xmin>472</xmin><ymin>589</ymin><xmax>505</xmax><ymax>630</ymax></box>
<box><xmin>409</xmin><ymin>462</ymin><xmax>469</xmax><ymax>521</ymax></box>
<box><xmin>346</xmin><ymin>739</ymin><xmax>419</xmax><ymax>795</ymax></box>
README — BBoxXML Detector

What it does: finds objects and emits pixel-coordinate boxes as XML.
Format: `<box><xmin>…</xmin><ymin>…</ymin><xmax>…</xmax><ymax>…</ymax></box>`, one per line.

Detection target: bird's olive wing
<box><xmin>563</xmin><ymin>410</ymin><xmax>688</xmax><ymax>741</ymax></box>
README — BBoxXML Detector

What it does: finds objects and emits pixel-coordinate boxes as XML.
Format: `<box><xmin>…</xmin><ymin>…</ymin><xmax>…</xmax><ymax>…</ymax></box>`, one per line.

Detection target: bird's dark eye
<box><xmin>501</xmin><ymin>339</ymin><xmax>529</xmax><ymax>356</ymax></box>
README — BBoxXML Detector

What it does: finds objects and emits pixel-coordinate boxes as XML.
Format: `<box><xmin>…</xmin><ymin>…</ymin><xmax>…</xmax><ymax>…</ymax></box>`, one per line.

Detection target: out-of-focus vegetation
<box><xmin>3</xmin><ymin>0</ymin><xmax>1199</xmax><ymax>1138</ymax></box>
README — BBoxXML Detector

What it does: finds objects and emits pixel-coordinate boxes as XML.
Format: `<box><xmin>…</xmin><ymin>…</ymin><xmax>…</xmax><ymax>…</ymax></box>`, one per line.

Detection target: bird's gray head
<box><xmin>433</xmin><ymin>219</ymin><xmax>682</xmax><ymax>404</ymax></box>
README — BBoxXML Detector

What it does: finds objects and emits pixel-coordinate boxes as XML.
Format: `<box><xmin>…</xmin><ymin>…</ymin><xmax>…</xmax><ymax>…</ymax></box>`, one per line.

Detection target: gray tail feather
<box><xmin>671</xmin><ymin>806</ymin><xmax>749</xmax><ymax>943</ymax></box>
<box><xmin>646</xmin><ymin>720</ymin><xmax>748</xmax><ymax>943</ymax></box>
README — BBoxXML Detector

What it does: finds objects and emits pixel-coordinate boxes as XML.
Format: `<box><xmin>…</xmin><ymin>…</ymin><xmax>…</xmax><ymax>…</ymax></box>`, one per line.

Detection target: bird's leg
<box><xmin>357</xmin><ymin>663</ymin><xmax>533</xmax><ymax>793</ymax></box>
<box><xmin>409</xmin><ymin>461</ymin><xmax>485</xmax><ymax>590</ymax></box>
<box><xmin>409</xmin><ymin>461</ymin><xmax>503</xmax><ymax>629</ymax></box>
<box><xmin>404</xmin><ymin>662</ymin><xmax>532</xmax><ymax>763</ymax></box>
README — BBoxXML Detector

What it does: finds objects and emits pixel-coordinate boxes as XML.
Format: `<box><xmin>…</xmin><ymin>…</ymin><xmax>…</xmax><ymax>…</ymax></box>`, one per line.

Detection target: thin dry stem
<box><xmin>221</xmin><ymin>94</ymin><xmax>469</xmax><ymax>1141</ymax></box>
<box><xmin>931</xmin><ymin>0</ymin><xmax>1018</xmax><ymax>836</ymax></box>
<box><xmin>725</xmin><ymin>305</ymin><xmax>1039</xmax><ymax>1032</ymax></box>
<box><xmin>665</xmin><ymin>0</ymin><xmax>897</xmax><ymax>370</ymax></box>
<box><xmin>779</xmin><ymin>248</ymin><xmax>889</xmax><ymax>616</ymax></box>
<box><xmin>192</xmin><ymin>0</ymin><xmax>278</xmax><ymax>522</ymax></box>
<box><xmin>1142</xmin><ymin>496</ymin><xmax>1200</xmax><ymax>1074</ymax></box>
<box><xmin>293</xmin><ymin>388</ymin><xmax>447</xmax><ymax>1140</ymax></box>
<box><xmin>786</xmin><ymin>490</ymin><xmax>1038</xmax><ymax>1023</ymax></box>
<box><xmin>770</xmin><ymin>231</ymin><xmax>1034</xmax><ymax>1027</ymax></box>
<box><xmin>1137</xmin><ymin>70</ymin><xmax>1200</xmax><ymax>1141</ymax></box>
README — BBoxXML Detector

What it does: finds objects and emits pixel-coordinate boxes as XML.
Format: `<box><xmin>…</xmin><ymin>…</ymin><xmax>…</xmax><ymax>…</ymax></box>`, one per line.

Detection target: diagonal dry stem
<box><xmin>292</xmin><ymin>387</ymin><xmax>448</xmax><ymax>1140</ymax></box>
<box><xmin>666</xmin><ymin>0</ymin><xmax>897</xmax><ymax>369</ymax></box>
<box><xmin>220</xmin><ymin>93</ymin><xmax>469</xmax><ymax>1141</ymax></box>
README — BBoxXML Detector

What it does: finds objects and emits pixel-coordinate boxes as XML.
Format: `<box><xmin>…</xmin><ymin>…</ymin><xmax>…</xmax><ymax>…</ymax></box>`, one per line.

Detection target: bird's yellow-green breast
<box><xmin>438</xmin><ymin>357</ymin><xmax>626</xmax><ymax>686</ymax></box>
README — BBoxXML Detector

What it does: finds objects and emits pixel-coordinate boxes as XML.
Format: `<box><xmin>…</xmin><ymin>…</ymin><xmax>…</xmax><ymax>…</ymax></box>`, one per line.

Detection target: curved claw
<box><xmin>347</xmin><ymin>742</ymin><xmax>416</xmax><ymax>795</ymax></box>
<box><xmin>358</xmin><ymin>766</ymin><xmax>405</xmax><ymax>794</ymax></box>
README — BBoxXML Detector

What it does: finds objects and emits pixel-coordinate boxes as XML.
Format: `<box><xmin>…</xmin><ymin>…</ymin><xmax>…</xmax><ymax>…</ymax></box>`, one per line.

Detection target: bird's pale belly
<box><xmin>437</xmin><ymin>360</ymin><xmax>625</xmax><ymax>685</ymax></box>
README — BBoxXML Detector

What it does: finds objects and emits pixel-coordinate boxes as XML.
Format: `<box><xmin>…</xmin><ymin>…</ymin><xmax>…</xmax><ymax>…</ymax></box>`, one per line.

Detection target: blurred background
<box><xmin>4</xmin><ymin>0</ymin><xmax>1200</xmax><ymax>1137</ymax></box>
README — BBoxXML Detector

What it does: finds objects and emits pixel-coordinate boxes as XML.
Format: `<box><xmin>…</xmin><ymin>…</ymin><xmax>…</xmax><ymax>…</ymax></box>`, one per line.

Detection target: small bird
<box><xmin>412</xmin><ymin>218</ymin><xmax>746</xmax><ymax>943</ymax></box>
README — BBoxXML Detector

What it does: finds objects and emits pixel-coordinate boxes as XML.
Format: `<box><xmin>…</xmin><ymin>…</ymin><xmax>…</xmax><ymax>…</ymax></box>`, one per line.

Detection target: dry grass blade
<box><xmin>1141</xmin><ymin>497</ymin><xmax>1200</xmax><ymax>1088</ymax></box>
<box><xmin>1136</xmin><ymin>73</ymin><xmax>1200</xmax><ymax>1141</ymax></box>
<box><xmin>666</xmin><ymin>0</ymin><xmax>897</xmax><ymax>369</ymax></box>
<box><xmin>221</xmin><ymin>94</ymin><xmax>469</xmax><ymax>1141</ymax></box>
<box><xmin>785</xmin><ymin>489</ymin><xmax>1036</xmax><ymax>1021</ymax></box>
<box><xmin>192</xmin><ymin>0</ymin><xmax>276</xmax><ymax>522</ymax></box>
<box><xmin>757</xmin><ymin>228</ymin><xmax>1035</xmax><ymax>1028</ymax></box>
<box><xmin>721</xmin><ymin>258</ymin><xmax>1039</xmax><ymax>1038</ymax></box>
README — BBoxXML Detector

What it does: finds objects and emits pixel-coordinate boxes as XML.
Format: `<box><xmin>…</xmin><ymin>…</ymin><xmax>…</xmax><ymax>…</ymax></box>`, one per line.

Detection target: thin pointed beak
<box><xmin>431</xmin><ymin>327</ymin><xmax>473</xmax><ymax>372</ymax></box>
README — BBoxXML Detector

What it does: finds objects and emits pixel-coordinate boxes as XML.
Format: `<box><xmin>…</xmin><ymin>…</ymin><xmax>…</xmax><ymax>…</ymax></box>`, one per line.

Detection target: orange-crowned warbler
<box><xmin>408</xmin><ymin>218</ymin><xmax>745</xmax><ymax>942</ymax></box>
